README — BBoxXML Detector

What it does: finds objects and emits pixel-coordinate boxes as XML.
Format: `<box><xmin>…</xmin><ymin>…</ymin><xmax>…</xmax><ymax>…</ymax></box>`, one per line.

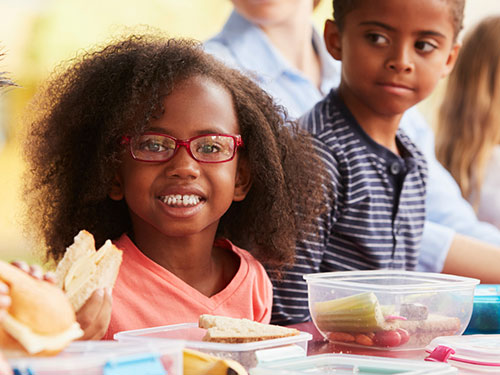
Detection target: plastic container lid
<box><xmin>425</xmin><ymin>335</ymin><xmax>500</xmax><ymax>373</ymax></box>
<box><xmin>8</xmin><ymin>340</ymin><xmax>184</xmax><ymax>375</ymax></box>
<box><xmin>115</xmin><ymin>322</ymin><xmax>312</xmax><ymax>370</ymax></box>
<box><xmin>250</xmin><ymin>353</ymin><xmax>457</xmax><ymax>375</ymax></box>
<box><xmin>304</xmin><ymin>270</ymin><xmax>479</xmax><ymax>293</ymax></box>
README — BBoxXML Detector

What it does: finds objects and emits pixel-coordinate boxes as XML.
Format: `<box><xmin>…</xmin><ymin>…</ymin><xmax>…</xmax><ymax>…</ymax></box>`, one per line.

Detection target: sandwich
<box><xmin>397</xmin><ymin>314</ymin><xmax>461</xmax><ymax>347</ymax></box>
<box><xmin>199</xmin><ymin>314</ymin><xmax>300</xmax><ymax>343</ymax></box>
<box><xmin>55</xmin><ymin>230</ymin><xmax>123</xmax><ymax>311</ymax></box>
<box><xmin>0</xmin><ymin>260</ymin><xmax>83</xmax><ymax>357</ymax></box>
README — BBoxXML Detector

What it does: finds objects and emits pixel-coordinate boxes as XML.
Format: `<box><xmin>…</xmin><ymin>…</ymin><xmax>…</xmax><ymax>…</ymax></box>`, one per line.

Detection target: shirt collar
<box><xmin>219</xmin><ymin>10</ymin><xmax>288</xmax><ymax>81</ymax></box>
<box><xmin>221</xmin><ymin>9</ymin><xmax>340</xmax><ymax>89</ymax></box>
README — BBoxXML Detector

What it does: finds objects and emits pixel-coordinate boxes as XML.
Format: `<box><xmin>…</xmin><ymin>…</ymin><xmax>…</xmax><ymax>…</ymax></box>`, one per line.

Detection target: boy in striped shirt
<box><xmin>272</xmin><ymin>0</ymin><xmax>463</xmax><ymax>325</ymax></box>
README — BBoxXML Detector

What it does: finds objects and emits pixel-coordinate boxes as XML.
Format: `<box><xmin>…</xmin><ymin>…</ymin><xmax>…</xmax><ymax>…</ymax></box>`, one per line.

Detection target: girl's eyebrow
<box><xmin>145</xmin><ymin>126</ymin><xmax>232</xmax><ymax>135</ymax></box>
<box><xmin>359</xmin><ymin>20</ymin><xmax>447</xmax><ymax>39</ymax></box>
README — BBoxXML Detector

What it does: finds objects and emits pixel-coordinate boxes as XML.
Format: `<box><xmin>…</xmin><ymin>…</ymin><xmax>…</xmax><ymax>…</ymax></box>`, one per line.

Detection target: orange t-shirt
<box><xmin>104</xmin><ymin>234</ymin><xmax>272</xmax><ymax>339</ymax></box>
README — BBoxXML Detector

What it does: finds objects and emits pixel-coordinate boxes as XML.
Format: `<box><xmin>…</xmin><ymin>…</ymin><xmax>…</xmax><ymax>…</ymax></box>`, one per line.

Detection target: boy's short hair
<box><xmin>332</xmin><ymin>0</ymin><xmax>465</xmax><ymax>40</ymax></box>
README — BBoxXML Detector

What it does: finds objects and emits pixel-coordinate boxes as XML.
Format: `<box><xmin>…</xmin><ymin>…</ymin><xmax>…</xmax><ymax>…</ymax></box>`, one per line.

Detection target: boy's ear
<box><xmin>442</xmin><ymin>42</ymin><xmax>461</xmax><ymax>77</ymax></box>
<box><xmin>233</xmin><ymin>156</ymin><xmax>252</xmax><ymax>202</ymax></box>
<box><xmin>108</xmin><ymin>173</ymin><xmax>124</xmax><ymax>201</ymax></box>
<box><xmin>324</xmin><ymin>19</ymin><xmax>342</xmax><ymax>61</ymax></box>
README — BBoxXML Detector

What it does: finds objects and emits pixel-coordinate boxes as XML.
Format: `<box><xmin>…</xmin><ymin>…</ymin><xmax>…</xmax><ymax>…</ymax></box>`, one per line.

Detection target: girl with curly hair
<box><xmin>22</xmin><ymin>33</ymin><xmax>325</xmax><ymax>339</ymax></box>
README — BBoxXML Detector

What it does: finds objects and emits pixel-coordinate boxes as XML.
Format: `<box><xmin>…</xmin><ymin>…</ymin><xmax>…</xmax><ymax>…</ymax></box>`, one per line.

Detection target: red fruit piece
<box><xmin>397</xmin><ymin>328</ymin><xmax>410</xmax><ymax>345</ymax></box>
<box><xmin>373</xmin><ymin>330</ymin><xmax>401</xmax><ymax>347</ymax></box>
<box><xmin>355</xmin><ymin>333</ymin><xmax>374</xmax><ymax>346</ymax></box>
<box><xmin>327</xmin><ymin>332</ymin><xmax>355</xmax><ymax>342</ymax></box>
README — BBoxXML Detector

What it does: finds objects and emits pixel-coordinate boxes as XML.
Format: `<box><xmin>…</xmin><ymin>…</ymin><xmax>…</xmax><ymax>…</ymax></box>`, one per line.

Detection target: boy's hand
<box><xmin>76</xmin><ymin>288</ymin><xmax>112</xmax><ymax>340</ymax></box>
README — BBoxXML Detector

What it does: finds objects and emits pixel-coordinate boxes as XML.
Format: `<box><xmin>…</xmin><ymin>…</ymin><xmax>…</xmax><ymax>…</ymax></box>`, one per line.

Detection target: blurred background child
<box><xmin>436</xmin><ymin>15</ymin><xmax>500</xmax><ymax>229</ymax></box>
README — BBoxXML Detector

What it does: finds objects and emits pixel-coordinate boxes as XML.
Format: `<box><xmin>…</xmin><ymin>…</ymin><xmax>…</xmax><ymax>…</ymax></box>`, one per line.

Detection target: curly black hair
<box><xmin>22</xmin><ymin>32</ymin><xmax>325</xmax><ymax>272</ymax></box>
<box><xmin>333</xmin><ymin>0</ymin><xmax>465</xmax><ymax>40</ymax></box>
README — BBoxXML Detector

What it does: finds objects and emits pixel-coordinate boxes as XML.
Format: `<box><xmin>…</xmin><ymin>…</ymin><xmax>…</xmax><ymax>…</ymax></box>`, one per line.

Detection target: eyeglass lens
<box><xmin>131</xmin><ymin>134</ymin><xmax>236</xmax><ymax>162</ymax></box>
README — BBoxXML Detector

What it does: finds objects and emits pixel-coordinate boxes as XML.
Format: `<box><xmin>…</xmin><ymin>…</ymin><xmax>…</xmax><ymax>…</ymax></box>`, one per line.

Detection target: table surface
<box><xmin>288</xmin><ymin>321</ymin><xmax>428</xmax><ymax>360</ymax></box>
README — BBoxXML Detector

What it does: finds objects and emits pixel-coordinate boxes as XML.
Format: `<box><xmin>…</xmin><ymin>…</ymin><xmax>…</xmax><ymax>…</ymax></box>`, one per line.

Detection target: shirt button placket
<box><xmin>390</xmin><ymin>162</ymin><xmax>401</xmax><ymax>175</ymax></box>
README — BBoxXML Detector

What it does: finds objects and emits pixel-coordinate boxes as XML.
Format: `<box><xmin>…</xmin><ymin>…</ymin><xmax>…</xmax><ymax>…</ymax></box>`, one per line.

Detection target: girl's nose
<box><xmin>164</xmin><ymin>146</ymin><xmax>200</xmax><ymax>179</ymax></box>
<box><xmin>385</xmin><ymin>45</ymin><xmax>414</xmax><ymax>73</ymax></box>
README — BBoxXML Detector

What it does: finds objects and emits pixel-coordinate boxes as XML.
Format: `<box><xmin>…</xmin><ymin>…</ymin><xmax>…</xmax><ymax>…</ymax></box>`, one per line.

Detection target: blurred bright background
<box><xmin>1</xmin><ymin>0</ymin><xmax>499</xmax><ymax>266</ymax></box>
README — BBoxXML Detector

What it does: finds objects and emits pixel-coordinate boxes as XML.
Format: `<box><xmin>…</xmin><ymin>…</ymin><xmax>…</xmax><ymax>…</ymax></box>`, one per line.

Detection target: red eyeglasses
<box><xmin>121</xmin><ymin>133</ymin><xmax>244</xmax><ymax>163</ymax></box>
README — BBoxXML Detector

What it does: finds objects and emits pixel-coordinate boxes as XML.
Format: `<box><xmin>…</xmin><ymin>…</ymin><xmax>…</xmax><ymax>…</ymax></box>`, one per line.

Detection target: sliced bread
<box><xmin>199</xmin><ymin>314</ymin><xmax>300</xmax><ymax>343</ymax></box>
<box><xmin>55</xmin><ymin>230</ymin><xmax>123</xmax><ymax>311</ymax></box>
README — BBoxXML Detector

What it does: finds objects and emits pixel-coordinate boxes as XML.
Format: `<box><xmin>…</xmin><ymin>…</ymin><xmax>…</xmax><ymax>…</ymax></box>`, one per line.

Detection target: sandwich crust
<box><xmin>199</xmin><ymin>314</ymin><xmax>300</xmax><ymax>343</ymax></box>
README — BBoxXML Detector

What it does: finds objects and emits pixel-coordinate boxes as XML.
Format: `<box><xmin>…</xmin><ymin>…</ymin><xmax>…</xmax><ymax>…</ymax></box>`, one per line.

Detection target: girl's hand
<box><xmin>0</xmin><ymin>282</ymin><xmax>12</xmax><ymax>375</ymax></box>
<box><xmin>76</xmin><ymin>289</ymin><xmax>112</xmax><ymax>340</ymax></box>
<box><xmin>0</xmin><ymin>281</ymin><xmax>10</xmax><ymax>321</ymax></box>
<box><xmin>10</xmin><ymin>260</ymin><xmax>57</xmax><ymax>284</ymax></box>
<box><xmin>0</xmin><ymin>352</ymin><xmax>12</xmax><ymax>375</ymax></box>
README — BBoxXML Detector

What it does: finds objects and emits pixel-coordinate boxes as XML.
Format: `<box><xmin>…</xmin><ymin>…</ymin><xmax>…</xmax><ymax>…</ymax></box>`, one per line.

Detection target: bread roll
<box><xmin>0</xmin><ymin>261</ymin><xmax>83</xmax><ymax>357</ymax></box>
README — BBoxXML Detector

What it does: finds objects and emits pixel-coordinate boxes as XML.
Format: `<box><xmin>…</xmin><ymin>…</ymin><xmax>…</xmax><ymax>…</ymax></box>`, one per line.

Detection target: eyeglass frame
<box><xmin>120</xmin><ymin>132</ymin><xmax>244</xmax><ymax>164</ymax></box>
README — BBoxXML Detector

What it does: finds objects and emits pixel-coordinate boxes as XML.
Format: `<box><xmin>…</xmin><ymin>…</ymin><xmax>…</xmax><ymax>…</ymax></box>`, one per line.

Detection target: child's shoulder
<box><xmin>298</xmin><ymin>89</ymin><xmax>348</xmax><ymax>135</ymax></box>
<box><xmin>397</xmin><ymin>128</ymin><xmax>426</xmax><ymax>162</ymax></box>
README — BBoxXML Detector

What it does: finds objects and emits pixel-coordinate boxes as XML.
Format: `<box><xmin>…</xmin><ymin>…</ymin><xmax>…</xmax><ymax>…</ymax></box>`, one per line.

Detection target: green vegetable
<box><xmin>315</xmin><ymin>292</ymin><xmax>397</xmax><ymax>333</ymax></box>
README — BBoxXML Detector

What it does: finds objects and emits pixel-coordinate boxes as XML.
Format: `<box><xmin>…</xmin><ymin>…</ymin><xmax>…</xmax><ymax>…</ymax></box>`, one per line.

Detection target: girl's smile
<box><xmin>157</xmin><ymin>188</ymin><xmax>206</xmax><ymax>219</ymax></box>
<box><xmin>160</xmin><ymin>194</ymin><xmax>203</xmax><ymax>207</ymax></box>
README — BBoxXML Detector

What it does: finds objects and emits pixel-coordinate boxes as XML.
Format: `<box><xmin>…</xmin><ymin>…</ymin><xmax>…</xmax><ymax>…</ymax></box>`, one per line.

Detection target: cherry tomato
<box><xmin>373</xmin><ymin>330</ymin><xmax>401</xmax><ymax>347</ymax></box>
<box><xmin>397</xmin><ymin>328</ymin><xmax>410</xmax><ymax>345</ymax></box>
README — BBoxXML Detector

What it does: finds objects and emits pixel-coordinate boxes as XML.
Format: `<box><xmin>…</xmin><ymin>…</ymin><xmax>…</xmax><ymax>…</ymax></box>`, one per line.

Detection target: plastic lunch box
<box><xmin>304</xmin><ymin>270</ymin><xmax>479</xmax><ymax>350</ymax></box>
<box><xmin>425</xmin><ymin>334</ymin><xmax>500</xmax><ymax>374</ymax></box>
<box><xmin>8</xmin><ymin>340</ymin><xmax>184</xmax><ymax>375</ymax></box>
<box><xmin>115</xmin><ymin>322</ymin><xmax>312</xmax><ymax>370</ymax></box>
<box><xmin>250</xmin><ymin>353</ymin><xmax>457</xmax><ymax>375</ymax></box>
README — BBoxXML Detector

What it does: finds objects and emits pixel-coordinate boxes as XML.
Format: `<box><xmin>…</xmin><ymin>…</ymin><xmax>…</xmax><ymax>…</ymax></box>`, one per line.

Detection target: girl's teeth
<box><xmin>162</xmin><ymin>194</ymin><xmax>201</xmax><ymax>206</ymax></box>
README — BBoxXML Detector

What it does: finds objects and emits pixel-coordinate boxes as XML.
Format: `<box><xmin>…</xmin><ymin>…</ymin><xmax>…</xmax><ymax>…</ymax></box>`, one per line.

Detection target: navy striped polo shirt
<box><xmin>270</xmin><ymin>90</ymin><xmax>428</xmax><ymax>325</ymax></box>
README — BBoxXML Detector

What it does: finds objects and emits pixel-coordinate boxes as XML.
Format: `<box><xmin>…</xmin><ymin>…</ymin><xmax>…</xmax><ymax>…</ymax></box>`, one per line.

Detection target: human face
<box><xmin>113</xmin><ymin>76</ymin><xmax>250</xmax><ymax>240</ymax></box>
<box><xmin>324</xmin><ymin>0</ymin><xmax>460</xmax><ymax>119</ymax></box>
<box><xmin>231</xmin><ymin>0</ymin><xmax>313</xmax><ymax>28</ymax></box>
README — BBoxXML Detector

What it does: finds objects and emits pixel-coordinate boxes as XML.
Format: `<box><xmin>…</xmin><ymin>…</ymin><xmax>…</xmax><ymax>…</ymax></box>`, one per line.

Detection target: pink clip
<box><xmin>425</xmin><ymin>345</ymin><xmax>455</xmax><ymax>363</ymax></box>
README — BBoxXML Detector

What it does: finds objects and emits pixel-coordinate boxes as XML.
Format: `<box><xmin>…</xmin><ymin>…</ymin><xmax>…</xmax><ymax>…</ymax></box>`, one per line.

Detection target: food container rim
<box><xmin>8</xmin><ymin>340</ymin><xmax>184</xmax><ymax>371</ymax></box>
<box><xmin>303</xmin><ymin>270</ymin><xmax>479</xmax><ymax>292</ymax></box>
<box><xmin>253</xmin><ymin>353</ymin><xmax>457</xmax><ymax>374</ymax></box>
<box><xmin>115</xmin><ymin>322</ymin><xmax>312</xmax><ymax>351</ymax></box>
<box><xmin>425</xmin><ymin>335</ymin><xmax>500</xmax><ymax>366</ymax></box>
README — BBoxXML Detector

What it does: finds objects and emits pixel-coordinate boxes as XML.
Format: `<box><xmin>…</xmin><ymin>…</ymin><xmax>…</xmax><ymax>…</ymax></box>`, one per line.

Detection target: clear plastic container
<box><xmin>304</xmin><ymin>270</ymin><xmax>479</xmax><ymax>351</ymax></box>
<box><xmin>8</xmin><ymin>340</ymin><xmax>184</xmax><ymax>375</ymax></box>
<box><xmin>115</xmin><ymin>322</ymin><xmax>312</xmax><ymax>370</ymax></box>
<box><xmin>250</xmin><ymin>353</ymin><xmax>458</xmax><ymax>374</ymax></box>
<box><xmin>464</xmin><ymin>285</ymin><xmax>500</xmax><ymax>334</ymax></box>
<box><xmin>425</xmin><ymin>334</ymin><xmax>500</xmax><ymax>374</ymax></box>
